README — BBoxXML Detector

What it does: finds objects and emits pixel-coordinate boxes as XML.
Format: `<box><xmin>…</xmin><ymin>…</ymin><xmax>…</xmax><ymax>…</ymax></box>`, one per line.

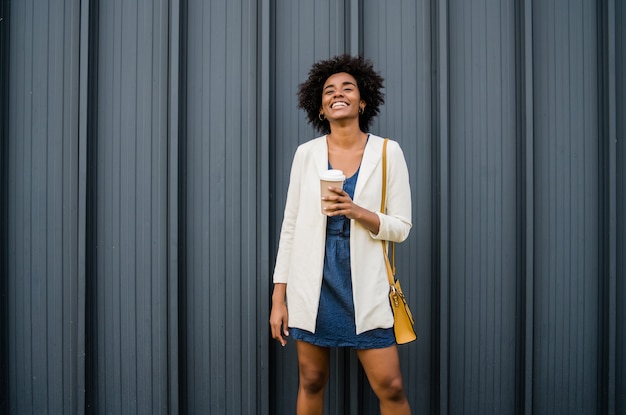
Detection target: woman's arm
<box><xmin>372</xmin><ymin>140</ymin><xmax>412</xmax><ymax>242</ymax></box>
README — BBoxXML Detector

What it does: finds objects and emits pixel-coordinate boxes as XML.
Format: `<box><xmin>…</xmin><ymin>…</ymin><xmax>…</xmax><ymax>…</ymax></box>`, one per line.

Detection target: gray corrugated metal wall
<box><xmin>181</xmin><ymin>0</ymin><xmax>265</xmax><ymax>413</ymax></box>
<box><xmin>618</xmin><ymin>3</ymin><xmax>625</xmax><ymax>414</ymax></box>
<box><xmin>533</xmin><ymin>1</ymin><xmax>601</xmax><ymax>412</ymax></box>
<box><xmin>1</xmin><ymin>1</ymin><xmax>624</xmax><ymax>414</ymax></box>
<box><xmin>88</xmin><ymin>1</ymin><xmax>170</xmax><ymax>413</ymax></box>
<box><xmin>0</xmin><ymin>0</ymin><xmax>9</xmax><ymax>408</ymax></box>
<box><xmin>447</xmin><ymin>1</ymin><xmax>519</xmax><ymax>412</ymax></box>
<box><xmin>3</xmin><ymin>1</ymin><xmax>83</xmax><ymax>413</ymax></box>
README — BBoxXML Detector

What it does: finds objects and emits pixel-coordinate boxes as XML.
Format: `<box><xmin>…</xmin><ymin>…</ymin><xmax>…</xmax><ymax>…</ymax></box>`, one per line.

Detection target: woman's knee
<box><xmin>296</xmin><ymin>342</ymin><xmax>330</xmax><ymax>395</ymax></box>
<box><xmin>375</xmin><ymin>374</ymin><xmax>406</xmax><ymax>402</ymax></box>
<box><xmin>299</xmin><ymin>368</ymin><xmax>329</xmax><ymax>395</ymax></box>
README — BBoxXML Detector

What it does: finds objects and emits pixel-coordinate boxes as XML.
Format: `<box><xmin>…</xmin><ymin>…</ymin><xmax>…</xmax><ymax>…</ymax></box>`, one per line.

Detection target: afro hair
<box><xmin>297</xmin><ymin>54</ymin><xmax>385</xmax><ymax>134</ymax></box>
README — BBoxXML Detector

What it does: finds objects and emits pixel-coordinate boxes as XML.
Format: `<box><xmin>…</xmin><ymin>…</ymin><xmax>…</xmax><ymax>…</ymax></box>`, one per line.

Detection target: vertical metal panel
<box><xmin>612</xmin><ymin>0</ymin><xmax>625</xmax><ymax>413</ymax></box>
<box><xmin>433</xmin><ymin>0</ymin><xmax>451</xmax><ymax>413</ymax></box>
<box><xmin>167</xmin><ymin>0</ymin><xmax>181</xmax><ymax>413</ymax></box>
<box><xmin>93</xmin><ymin>0</ymin><xmax>170</xmax><ymax>412</ymax></box>
<box><xmin>182</xmin><ymin>0</ymin><xmax>263</xmax><ymax>413</ymax></box>
<box><xmin>346</xmin><ymin>0</ymin><xmax>360</xmax><ymax>55</ymax></box>
<box><xmin>447</xmin><ymin>1</ymin><xmax>519</xmax><ymax>413</ymax></box>
<box><xmin>269</xmin><ymin>1</ymin><xmax>347</xmax><ymax>414</ymax></box>
<box><xmin>6</xmin><ymin>0</ymin><xmax>82</xmax><ymax>413</ymax></box>
<box><xmin>519</xmin><ymin>0</ymin><xmax>535</xmax><ymax>413</ymax></box>
<box><xmin>602</xmin><ymin>1</ymin><xmax>618</xmax><ymax>413</ymax></box>
<box><xmin>258</xmin><ymin>1</ymin><xmax>272</xmax><ymax>414</ymax></box>
<box><xmin>84</xmin><ymin>1</ymin><xmax>99</xmax><ymax>409</ymax></box>
<box><xmin>362</xmin><ymin>0</ymin><xmax>433</xmax><ymax>413</ymax></box>
<box><xmin>533</xmin><ymin>0</ymin><xmax>600</xmax><ymax>413</ymax></box>
<box><xmin>0</xmin><ymin>0</ymin><xmax>9</xmax><ymax>411</ymax></box>
<box><xmin>77</xmin><ymin>0</ymin><xmax>90</xmax><ymax>413</ymax></box>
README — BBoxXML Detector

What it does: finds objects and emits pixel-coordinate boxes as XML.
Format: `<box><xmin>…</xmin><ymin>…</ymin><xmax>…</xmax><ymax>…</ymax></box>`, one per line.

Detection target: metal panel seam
<box><xmin>434</xmin><ymin>0</ymin><xmax>451</xmax><ymax>413</ymax></box>
<box><xmin>257</xmin><ymin>0</ymin><xmax>271</xmax><ymax>414</ymax></box>
<box><xmin>83</xmin><ymin>0</ymin><xmax>100</xmax><ymax>410</ymax></box>
<box><xmin>605</xmin><ymin>0</ymin><xmax>617</xmax><ymax>413</ymax></box>
<box><xmin>347</xmin><ymin>0</ymin><xmax>361</xmax><ymax>55</ymax></box>
<box><xmin>0</xmin><ymin>0</ymin><xmax>10</xmax><ymax>409</ymax></box>
<box><xmin>167</xmin><ymin>0</ymin><xmax>180</xmax><ymax>413</ymax></box>
<box><xmin>521</xmin><ymin>0</ymin><xmax>534</xmax><ymax>414</ymax></box>
<box><xmin>76</xmin><ymin>0</ymin><xmax>92</xmax><ymax>413</ymax></box>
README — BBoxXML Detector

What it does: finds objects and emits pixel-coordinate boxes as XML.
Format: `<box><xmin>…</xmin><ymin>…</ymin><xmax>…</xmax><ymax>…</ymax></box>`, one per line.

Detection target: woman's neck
<box><xmin>327</xmin><ymin>125</ymin><xmax>367</xmax><ymax>150</ymax></box>
<box><xmin>326</xmin><ymin>127</ymin><xmax>368</xmax><ymax>178</ymax></box>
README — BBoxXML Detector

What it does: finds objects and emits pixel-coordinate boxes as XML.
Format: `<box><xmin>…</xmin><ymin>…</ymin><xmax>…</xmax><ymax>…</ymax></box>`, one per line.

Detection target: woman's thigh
<box><xmin>295</xmin><ymin>341</ymin><xmax>331</xmax><ymax>383</ymax></box>
<box><xmin>355</xmin><ymin>346</ymin><xmax>404</xmax><ymax>391</ymax></box>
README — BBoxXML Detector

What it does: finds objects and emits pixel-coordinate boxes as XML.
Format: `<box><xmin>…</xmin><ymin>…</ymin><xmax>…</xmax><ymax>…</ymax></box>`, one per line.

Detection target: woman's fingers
<box><xmin>322</xmin><ymin>187</ymin><xmax>350</xmax><ymax>210</ymax></box>
<box><xmin>270</xmin><ymin>305</ymin><xmax>289</xmax><ymax>346</ymax></box>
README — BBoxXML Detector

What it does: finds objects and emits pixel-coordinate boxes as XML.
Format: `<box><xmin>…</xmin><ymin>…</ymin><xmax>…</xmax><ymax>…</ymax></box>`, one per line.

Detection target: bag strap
<box><xmin>380</xmin><ymin>139</ymin><xmax>396</xmax><ymax>287</ymax></box>
<box><xmin>380</xmin><ymin>138</ymin><xmax>388</xmax><ymax>212</ymax></box>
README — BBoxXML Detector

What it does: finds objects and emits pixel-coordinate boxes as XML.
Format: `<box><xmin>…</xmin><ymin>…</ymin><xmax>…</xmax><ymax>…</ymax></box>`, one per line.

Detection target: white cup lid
<box><xmin>320</xmin><ymin>169</ymin><xmax>345</xmax><ymax>181</ymax></box>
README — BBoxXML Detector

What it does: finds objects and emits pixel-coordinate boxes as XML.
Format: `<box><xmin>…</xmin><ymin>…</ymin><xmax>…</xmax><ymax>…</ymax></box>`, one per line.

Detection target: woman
<box><xmin>269</xmin><ymin>54</ymin><xmax>412</xmax><ymax>414</ymax></box>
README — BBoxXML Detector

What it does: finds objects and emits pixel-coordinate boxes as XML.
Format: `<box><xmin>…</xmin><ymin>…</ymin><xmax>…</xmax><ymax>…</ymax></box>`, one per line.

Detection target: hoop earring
<box><xmin>359</xmin><ymin>107</ymin><xmax>364</xmax><ymax>115</ymax></box>
<box><xmin>319</xmin><ymin>113</ymin><xmax>326</xmax><ymax>121</ymax></box>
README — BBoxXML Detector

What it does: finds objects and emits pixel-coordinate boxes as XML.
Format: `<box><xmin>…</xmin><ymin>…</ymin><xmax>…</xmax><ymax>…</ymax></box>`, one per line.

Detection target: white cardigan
<box><xmin>273</xmin><ymin>134</ymin><xmax>412</xmax><ymax>335</ymax></box>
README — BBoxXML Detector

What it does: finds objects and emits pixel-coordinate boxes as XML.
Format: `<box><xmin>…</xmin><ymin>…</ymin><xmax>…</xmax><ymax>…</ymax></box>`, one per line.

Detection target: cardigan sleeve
<box><xmin>370</xmin><ymin>139</ymin><xmax>412</xmax><ymax>243</ymax></box>
<box><xmin>272</xmin><ymin>147</ymin><xmax>304</xmax><ymax>284</ymax></box>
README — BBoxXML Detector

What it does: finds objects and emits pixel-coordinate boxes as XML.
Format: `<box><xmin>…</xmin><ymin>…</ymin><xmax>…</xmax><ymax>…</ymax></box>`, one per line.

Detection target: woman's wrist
<box><xmin>272</xmin><ymin>283</ymin><xmax>287</xmax><ymax>303</ymax></box>
<box><xmin>354</xmin><ymin>208</ymin><xmax>380</xmax><ymax>235</ymax></box>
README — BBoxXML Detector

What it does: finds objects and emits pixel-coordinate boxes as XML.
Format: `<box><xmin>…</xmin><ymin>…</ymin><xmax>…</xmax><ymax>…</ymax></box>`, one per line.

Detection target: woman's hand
<box><xmin>269</xmin><ymin>283</ymin><xmax>289</xmax><ymax>346</ymax></box>
<box><xmin>322</xmin><ymin>187</ymin><xmax>381</xmax><ymax>235</ymax></box>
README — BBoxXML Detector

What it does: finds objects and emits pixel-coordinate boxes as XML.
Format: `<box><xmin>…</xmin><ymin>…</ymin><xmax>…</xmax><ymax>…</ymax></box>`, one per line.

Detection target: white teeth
<box><xmin>332</xmin><ymin>102</ymin><xmax>347</xmax><ymax>108</ymax></box>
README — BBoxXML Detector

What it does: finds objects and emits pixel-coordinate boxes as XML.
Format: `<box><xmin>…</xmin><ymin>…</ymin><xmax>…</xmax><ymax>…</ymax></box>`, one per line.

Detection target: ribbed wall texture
<box><xmin>90</xmin><ymin>1</ymin><xmax>170</xmax><ymax>412</ymax></box>
<box><xmin>616</xmin><ymin>1</ymin><xmax>625</xmax><ymax>413</ymax></box>
<box><xmin>448</xmin><ymin>1</ymin><xmax>519</xmax><ymax>413</ymax></box>
<box><xmin>181</xmin><ymin>0</ymin><xmax>263</xmax><ymax>413</ymax></box>
<box><xmin>1</xmin><ymin>0</ymin><xmax>624</xmax><ymax>414</ymax></box>
<box><xmin>5</xmin><ymin>1</ymin><xmax>82</xmax><ymax>413</ymax></box>
<box><xmin>0</xmin><ymin>0</ymin><xmax>8</xmax><ymax>408</ymax></box>
<box><xmin>533</xmin><ymin>1</ymin><xmax>600</xmax><ymax>412</ymax></box>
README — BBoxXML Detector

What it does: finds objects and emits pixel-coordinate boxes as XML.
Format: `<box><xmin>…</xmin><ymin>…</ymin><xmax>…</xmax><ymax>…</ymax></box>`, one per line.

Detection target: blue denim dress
<box><xmin>290</xmin><ymin>166</ymin><xmax>395</xmax><ymax>349</ymax></box>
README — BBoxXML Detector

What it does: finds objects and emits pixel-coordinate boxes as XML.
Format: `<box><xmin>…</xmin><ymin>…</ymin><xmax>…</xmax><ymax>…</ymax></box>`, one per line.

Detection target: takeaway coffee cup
<box><xmin>320</xmin><ymin>169</ymin><xmax>345</xmax><ymax>214</ymax></box>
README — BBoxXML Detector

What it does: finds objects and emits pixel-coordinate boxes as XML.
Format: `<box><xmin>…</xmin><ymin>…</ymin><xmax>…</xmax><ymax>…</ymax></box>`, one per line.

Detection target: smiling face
<box><xmin>319</xmin><ymin>72</ymin><xmax>365</xmax><ymax>123</ymax></box>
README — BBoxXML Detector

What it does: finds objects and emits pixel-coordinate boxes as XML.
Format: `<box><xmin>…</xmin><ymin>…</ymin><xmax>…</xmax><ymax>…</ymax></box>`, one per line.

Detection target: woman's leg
<box><xmin>356</xmin><ymin>345</ymin><xmax>411</xmax><ymax>415</ymax></box>
<box><xmin>295</xmin><ymin>341</ymin><xmax>330</xmax><ymax>415</ymax></box>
